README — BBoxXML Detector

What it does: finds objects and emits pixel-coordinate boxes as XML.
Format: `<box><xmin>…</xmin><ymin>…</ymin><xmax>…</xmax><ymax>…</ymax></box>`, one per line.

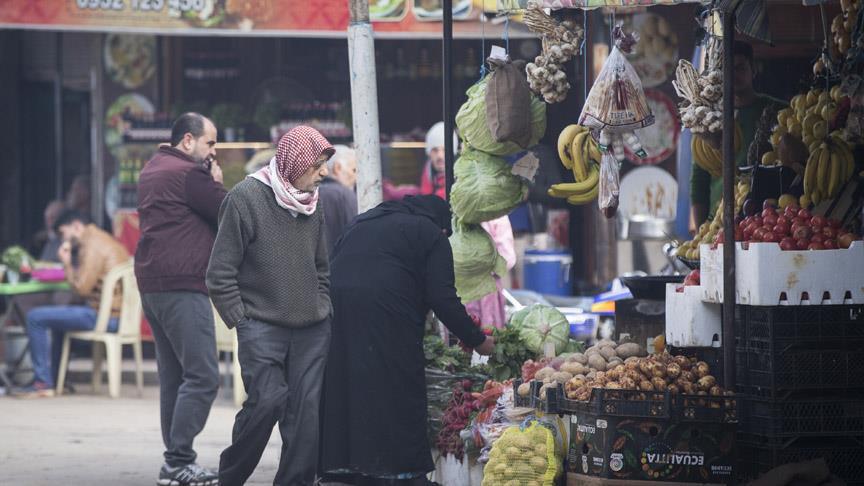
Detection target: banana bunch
<box><xmin>549</xmin><ymin>124</ymin><xmax>602</xmax><ymax>205</ymax></box>
<box><xmin>676</xmin><ymin>179</ymin><xmax>750</xmax><ymax>261</ymax></box>
<box><xmin>803</xmin><ymin>132</ymin><xmax>856</xmax><ymax>204</ymax></box>
<box><xmin>774</xmin><ymin>87</ymin><xmax>843</xmax><ymax>151</ymax></box>
<box><xmin>690</xmin><ymin>124</ymin><xmax>742</xmax><ymax>178</ymax></box>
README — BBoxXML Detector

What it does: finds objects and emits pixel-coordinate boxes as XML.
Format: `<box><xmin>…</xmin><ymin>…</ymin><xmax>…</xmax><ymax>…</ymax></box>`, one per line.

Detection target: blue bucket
<box><xmin>523</xmin><ymin>250</ymin><xmax>572</xmax><ymax>296</ymax></box>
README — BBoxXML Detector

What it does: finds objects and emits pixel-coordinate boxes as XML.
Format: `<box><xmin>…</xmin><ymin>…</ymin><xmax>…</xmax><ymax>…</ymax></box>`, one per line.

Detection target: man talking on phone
<box><xmin>136</xmin><ymin>112</ymin><xmax>226</xmax><ymax>486</ymax></box>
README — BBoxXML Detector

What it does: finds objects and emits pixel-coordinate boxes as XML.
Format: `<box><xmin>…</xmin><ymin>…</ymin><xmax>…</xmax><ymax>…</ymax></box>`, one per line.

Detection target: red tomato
<box><xmin>811</xmin><ymin>233</ymin><xmax>826</xmax><ymax>244</ymax></box>
<box><xmin>796</xmin><ymin>239</ymin><xmax>810</xmax><ymax>250</ymax></box>
<box><xmin>764</xmin><ymin>214</ymin><xmax>779</xmax><ymax>227</ymax></box>
<box><xmin>823</xmin><ymin>226</ymin><xmax>837</xmax><ymax>239</ymax></box>
<box><xmin>753</xmin><ymin>228</ymin><xmax>768</xmax><ymax>241</ymax></box>
<box><xmin>761</xmin><ymin>208</ymin><xmax>777</xmax><ymax>219</ymax></box>
<box><xmin>793</xmin><ymin>226</ymin><xmax>812</xmax><ymax>241</ymax></box>
<box><xmin>779</xmin><ymin>237</ymin><xmax>797</xmax><ymax>251</ymax></box>
<box><xmin>774</xmin><ymin>223</ymin><xmax>790</xmax><ymax>236</ymax></box>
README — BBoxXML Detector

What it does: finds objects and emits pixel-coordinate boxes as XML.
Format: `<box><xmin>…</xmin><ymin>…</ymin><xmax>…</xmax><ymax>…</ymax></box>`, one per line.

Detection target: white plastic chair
<box><xmin>213</xmin><ymin>304</ymin><xmax>245</xmax><ymax>408</ymax></box>
<box><xmin>55</xmin><ymin>260</ymin><xmax>143</xmax><ymax>398</ymax></box>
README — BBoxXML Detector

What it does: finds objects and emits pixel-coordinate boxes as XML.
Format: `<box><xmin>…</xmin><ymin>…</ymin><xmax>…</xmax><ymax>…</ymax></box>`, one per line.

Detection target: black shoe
<box><xmin>157</xmin><ymin>463</ymin><xmax>218</xmax><ymax>486</ymax></box>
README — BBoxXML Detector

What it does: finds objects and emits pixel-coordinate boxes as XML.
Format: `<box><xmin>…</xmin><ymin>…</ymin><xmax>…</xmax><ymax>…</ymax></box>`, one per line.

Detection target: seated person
<box><xmin>16</xmin><ymin>209</ymin><xmax>130</xmax><ymax>398</ymax></box>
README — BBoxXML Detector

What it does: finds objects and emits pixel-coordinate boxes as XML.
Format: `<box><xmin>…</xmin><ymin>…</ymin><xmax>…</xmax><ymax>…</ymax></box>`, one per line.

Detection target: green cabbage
<box><xmin>455</xmin><ymin>76</ymin><xmax>547</xmax><ymax>156</ymax></box>
<box><xmin>449</xmin><ymin>219</ymin><xmax>508</xmax><ymax>303</ymax></box>
<box><xmin>450</xmin><ymin>148</ymin><xmax>527</xmax><ymax>224</ymax></box>
<box><xmin>508</xmin><ymin>304</ymin><xmax>570</xmax><ymax>355</ymax></box>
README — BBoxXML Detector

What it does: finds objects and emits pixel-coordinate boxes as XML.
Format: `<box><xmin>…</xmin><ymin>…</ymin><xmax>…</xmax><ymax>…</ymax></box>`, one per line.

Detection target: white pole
<box><xmin>347</xmin><ymin>0</ymin><xmax>383</xmax><ymax>212</ymax></box>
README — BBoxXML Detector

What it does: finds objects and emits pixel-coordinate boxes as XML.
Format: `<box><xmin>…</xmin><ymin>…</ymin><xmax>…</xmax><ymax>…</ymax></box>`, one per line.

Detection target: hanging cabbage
<box><xmin>456</xmin><ymin>75</ymin><xmax>547</xmax><ymax>156</ymax></box>
<box><xmin>450</xmin><ymin>148</ymin><xmax>527</xmax><ymax>224</ymax></box>
<box><xmin>508</xmin><ymin>304</ymin><xmax>570</xmax><ymax>355</ymax></box>
<box><xmin>449</xmin><ymin>219</ymin><xmax>508</xmax><ymax>303</ymax></box>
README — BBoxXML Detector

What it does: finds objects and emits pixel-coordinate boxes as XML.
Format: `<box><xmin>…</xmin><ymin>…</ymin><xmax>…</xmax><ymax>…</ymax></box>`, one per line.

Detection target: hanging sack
<box><xmin>486</xmin><ymin>57</ymin><xmax>533</xmax><ymax>148</ymax></box>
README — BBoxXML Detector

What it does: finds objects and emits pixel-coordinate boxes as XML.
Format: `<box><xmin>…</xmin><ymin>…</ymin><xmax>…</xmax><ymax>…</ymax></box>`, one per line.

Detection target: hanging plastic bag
<box><xmin>486</xmin><ymin>56</ymin><xmax>533</xmax><ymax>147</ymax></box>
<box><xmin>598</xmin><ymin>153</ymin><xmax>620</xmax><ymax>219</ymax></box>
<box><xmin>579</xmin><ymin>23</ymin><xmax>653</xmax><ymax>132</ymax></box>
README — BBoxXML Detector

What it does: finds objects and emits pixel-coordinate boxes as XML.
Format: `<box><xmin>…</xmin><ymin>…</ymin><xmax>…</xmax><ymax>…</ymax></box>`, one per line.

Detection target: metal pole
<box><xmin>347</xmin><ymin>0</ymin><xmax>383</xmax><ymax>212</ymax></box>
<box><xmin>443</xmin><ymin>0</ymin><xmax>455</xmax><ymax>199</ymax></box>
<box><xmin>721</xmin><ymin>9</ymin><xmax>736</xmax><ymax>390</ymax></box>
<box><xmin>54</xmin><ymin>33</ymin><xmax>64</xmax><ymax>201</ymax></box>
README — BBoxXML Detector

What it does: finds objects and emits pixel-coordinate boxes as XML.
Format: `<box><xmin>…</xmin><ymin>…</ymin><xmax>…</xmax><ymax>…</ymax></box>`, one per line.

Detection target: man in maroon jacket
<box><xmin>135</xmin><ymin>113</ymin><xmax>226</xmax><ymax>486</ymax></box>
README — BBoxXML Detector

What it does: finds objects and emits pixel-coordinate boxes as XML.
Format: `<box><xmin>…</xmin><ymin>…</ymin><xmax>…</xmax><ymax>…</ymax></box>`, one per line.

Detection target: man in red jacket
<box><xmin>135</xmin><ymin>113</ymin><xmax>226</xmax><ymax>486</ymax></box>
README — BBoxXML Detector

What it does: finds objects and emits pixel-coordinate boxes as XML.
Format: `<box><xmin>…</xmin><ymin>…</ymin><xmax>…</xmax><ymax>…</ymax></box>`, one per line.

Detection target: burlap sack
<box><xmin>486</xmin><ymin>59</ymin><xmax>533</xmax><ymax>148</ymax></box>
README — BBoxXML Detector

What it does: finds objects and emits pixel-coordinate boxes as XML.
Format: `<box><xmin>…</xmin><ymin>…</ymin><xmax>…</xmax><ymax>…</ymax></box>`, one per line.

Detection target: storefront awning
<box><xmin>0</xmin><ymin>0</ymin><xmax>535</xmax><ymax>38</ymax></box>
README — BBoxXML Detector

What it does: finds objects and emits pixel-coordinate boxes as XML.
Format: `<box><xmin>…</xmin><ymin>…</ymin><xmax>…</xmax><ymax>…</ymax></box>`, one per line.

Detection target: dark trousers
<box><xmin>141</xmin><ymin>291</ymin><xmax>219</xmax><ymax>468</ymax></box>
<box><xmin>219</xmin><ymin>317</ymin><xmax>331</xmax><ymax>486</ymax></box>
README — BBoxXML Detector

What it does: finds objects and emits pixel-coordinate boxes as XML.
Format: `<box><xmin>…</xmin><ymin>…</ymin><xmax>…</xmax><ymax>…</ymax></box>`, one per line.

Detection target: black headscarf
<box><xmin>356</xmin><ymin>195</ymin><xmax>452</xmax><ymax>236</ymax></box>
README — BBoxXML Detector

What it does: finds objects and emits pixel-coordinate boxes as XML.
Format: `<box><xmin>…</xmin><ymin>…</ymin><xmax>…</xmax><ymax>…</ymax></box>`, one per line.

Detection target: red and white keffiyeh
<box><xmin>249</xmin><ymin>126</ymin><xmax>334</xmax><ymax>217</ymax></box>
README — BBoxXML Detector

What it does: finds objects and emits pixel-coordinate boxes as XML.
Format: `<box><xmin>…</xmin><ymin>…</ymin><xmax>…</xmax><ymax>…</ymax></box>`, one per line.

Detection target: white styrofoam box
<box><xmin>700</xmin><ymin>240</ymin><xmax>864</xmax><ymax>305</ymax></box>
<box><xmin>665</xmin><ymin>283</ymin><xmax>722</xmax><ymax>348</ymax></box>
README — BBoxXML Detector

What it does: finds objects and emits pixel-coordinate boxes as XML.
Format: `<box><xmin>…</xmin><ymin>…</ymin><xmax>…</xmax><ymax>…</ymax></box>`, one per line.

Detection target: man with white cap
<box><xmin>420</xmin><ymin>121</ymin><xmax>458</xmax><ymax>200</ymax></box>
<box><xmin>207</xmin><ymin>126</ymin><xmax>334</xmax><ymax>486</ymax></box>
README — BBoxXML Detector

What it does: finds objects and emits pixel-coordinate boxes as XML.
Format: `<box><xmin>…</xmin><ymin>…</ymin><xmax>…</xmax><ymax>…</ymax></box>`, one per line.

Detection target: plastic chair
<box><xmin>55</xmin><ymin>260</ymin><xmax>143</xmax><ymax>398</ymax></box>
<box><xmin>212</xmin><ymin>304</ymin><xmax>245</xmax><ymax>408</ymax></box>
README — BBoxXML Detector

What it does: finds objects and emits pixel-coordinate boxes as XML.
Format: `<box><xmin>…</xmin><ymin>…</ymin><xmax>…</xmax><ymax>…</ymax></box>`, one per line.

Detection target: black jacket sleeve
<box><xmin>424</xmin><ymin>234</ymin><xmax>486</xmax><ymax>348</ymax></box>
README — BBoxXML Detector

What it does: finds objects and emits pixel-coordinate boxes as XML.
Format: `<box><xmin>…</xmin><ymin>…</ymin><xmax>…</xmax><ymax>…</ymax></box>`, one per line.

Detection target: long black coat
<box><xmin>320</xmin><ymin>196</ymin><xmax>486</xmax><ymax>478</ymax></box>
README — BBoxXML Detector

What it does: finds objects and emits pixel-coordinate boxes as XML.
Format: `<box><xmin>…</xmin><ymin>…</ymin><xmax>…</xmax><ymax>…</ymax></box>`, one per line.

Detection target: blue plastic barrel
<box><xmin>523</xmin><ymin>250</ymin><xmax>572</xmax><ymax>296</ymax></box>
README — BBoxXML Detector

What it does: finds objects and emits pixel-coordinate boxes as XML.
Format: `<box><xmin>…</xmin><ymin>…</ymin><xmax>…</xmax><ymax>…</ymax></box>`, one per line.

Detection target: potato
<box><xmin>673</xmin><ymin>355</ymin><xmax>691</xmax><ymax>370</ymax></box>
<box><xmin>585</xmin><ymin>346</ymin><xmax>600</xmax><ymax>356</ymax></box>
<box><xmin>608</xmin><ymin>357</ymin><xmax>623</xmax><ymax>369</ymax></box>
<box><xmin>616</xmin><ymin>343</ymin><xmax>642</xmax><ymax>359</ymax></box>
<box><xmin>667</xmin><ymin>383</ymin><xmax>680</xmax><ymax>395</ymax></box>
<box><xmin>624</xmin><ymin>369</ymin><xmax>643</xmax><ymax>383</ymax></box>
<box><xmin>606</xmin><ymin>381</ymin><xmax>623</xmax><ymax>390</ymax></box>
<box><xmin>551</xmin><ymin>371</ymin><xmax>574</xmax><ymax>384</ymax></box>
<box><xmin>535</xmin><ymin>367</ymin><xmax>556</xmax><ymax>382</ymax></box>
<box><xmin>517</xmin><ymin>382</ymin><xmax>531</xmax><ymax>397</ymax></box>
<box><xmin>639</xmin><ymin>360</ymin><xmax>654</xmax><ymax>377</ymax></box>
<box><xmin>694</xmin><ymin>361</ymin><xmax>711</xmax><ymax>378</ymax></box>
<box><xmin>709</xmin><ymin>385</ymin><xmax>723</xmax><ymax>397</ymax></box>
<box><xmin>652</xmin><ymin>363</ymin><xmax>667</xmax><ymax>379</ymax></box>
<box><xmin>697</xmin><ymin>375</ymin><xmax>717</xmax><ymax>392</ymax></box>
<box><xmin>676</xmin><ymin>378</ymin><xmax>695</xmax><ymax>394</ymax></box>
<box><xmin>572</xmin><ymin>353</ymin><xmax>589</xmax><ymax>365</ymax></box>
<box><xmin>588</xmin><ymin>354</ymin><xmax>607</xmax><ymax>371</ymax></box>
<box><xmin>596</xmin><ymin>339</ymin><xmax>617</xmax><ymax>348</ymax></box>
<box><xmin>620</xmin><ymin>377</ymin><xmax>637</xmax><ymax>390</ymax></box>
<box><xmin>586</xmin><ymin>370</ymin><xmax>597</xmax><ymax>380</ymax></box>
<box><xmin>666</xmin><ymin>362</ymin><xmax>682</xmax><ymax>380</ymax></box>
<box><xmin>639</xmin><ymin>380</ymin><xmax>655</xmax><ymax>392</ymax></box>
<box><xmin>560</xmin><ymin>362</ymin><xmax>586</xmax><ymax>376</ymax></box>
<box><xmin>680</xmin><ymin>370</ymin><xmax>695</xmax><ymax>383</ymax></box>
<box><xmin>600</xmin><ymin>346</ymin><xmax>618</xmax><ymax>361</ymax></box>
<box><xmin>651</xmin><ymin>377</ymin><xmax>668</xmax><ymax>392</ymax></box>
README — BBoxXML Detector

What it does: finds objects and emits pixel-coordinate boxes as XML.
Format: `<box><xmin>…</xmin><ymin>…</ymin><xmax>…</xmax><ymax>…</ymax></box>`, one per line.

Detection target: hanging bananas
<box><xmin>551</xmin><ymin>124</ymin><xmax>601</xmax><ymax>205</ymax></box>
<box><xmin>691</xmin><ymin>123</ymin><xmax>742</xmax><ymax>178</ymax></box>
<box><xmin>803</xmin><ymin>131</ymin><xmax>856</xmax><ymax>204</ymax></box>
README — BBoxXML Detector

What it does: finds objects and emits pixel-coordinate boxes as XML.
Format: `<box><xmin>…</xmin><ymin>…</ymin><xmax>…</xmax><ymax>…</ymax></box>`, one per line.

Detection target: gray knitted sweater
<box><xmin>206</xmin><ymin>178</ymin><xmax>331</xmax><ymax>328</ymax></box>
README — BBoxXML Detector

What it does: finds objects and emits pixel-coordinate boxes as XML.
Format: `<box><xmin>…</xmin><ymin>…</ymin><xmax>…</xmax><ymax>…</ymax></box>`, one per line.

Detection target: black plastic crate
<box><xmin>737</xmin><ymin>434</ymin><xmax>864</xmax><ymax>484</ymax></box>
<box><xmin>735</xmin><ymin>305</ymin><xmax>864</xmax><ymax>348</ymax></box>
<box><xmin>741</xmin><ymin>395</ymin><xmax>864</xmax><ymax>438</ymax></box>
<box><xmin>559</xmin><ymin>388</ymin><xmax>671</xmax><ymax>418</ymax></box>
<box><xmin>674</xmin><ymin>394</ymin><xmax>739</xmax><ymax>424</ymax></box>
<box><xmin>512</xmin><ymin>379</ymin><xmax>560</xmax><ymax>413</ymax></box>
<box><xmin>736</xmin><ymin>345</ymin><xmax>864</xmax><ymax>395</ymax></box>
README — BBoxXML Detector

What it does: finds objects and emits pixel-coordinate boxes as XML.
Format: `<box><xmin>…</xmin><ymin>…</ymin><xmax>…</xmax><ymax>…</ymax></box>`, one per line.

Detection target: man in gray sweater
<box><xmin>206</xmin><ymin>126</ymin><xmax>334</xmax><ymax>486</ymax></box>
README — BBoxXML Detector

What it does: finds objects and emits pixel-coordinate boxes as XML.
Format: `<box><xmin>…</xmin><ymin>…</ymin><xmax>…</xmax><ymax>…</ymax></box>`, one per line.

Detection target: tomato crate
<box><xmin>736</xmin><ymin>434</ymin><xmax>864</xmax><ymax>485</ymax></box>
<box><xmin>739</xmin><ymin>394</ymin><xmax>864</xmax><ymax>438</ymax></box>
<box><xmin>700</xmin><ymin>241</ymin><xmax>864</xmax><ymax>305</ymax></box>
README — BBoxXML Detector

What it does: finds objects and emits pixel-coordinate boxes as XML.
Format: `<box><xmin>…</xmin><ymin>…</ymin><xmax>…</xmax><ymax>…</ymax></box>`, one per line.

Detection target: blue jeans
<box><xmin>25</xmin><ymin>305</ymin><xmax>118</xmax><ymax>387</ymax></box>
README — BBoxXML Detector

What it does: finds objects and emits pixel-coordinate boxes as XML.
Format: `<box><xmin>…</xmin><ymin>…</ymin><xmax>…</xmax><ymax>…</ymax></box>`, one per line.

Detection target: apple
<box><xmin>763</xmin><ymin>232</ymin><xmax>780</xmax><ymax>243</ymax></box>
<box><xmin>796</xmin><ymin>239</ymin><xmax>810</xmax><ymax>250</ymax></box>
<box><xmin>798</xmin><ymin>208</ymin><xmax>812</xmax><ymax>220</ymax></box>
<box><xmin>774</xmin><ymin>223</ymin><xmax>790</xmax><ymax>236</ymax></box>
<box><xmin>764</xmin><ymin>214</ymin><xmax>779</xmax><ymax>227</ymax></box>
<box><xmin>776</xmin><ymin>215</ymin><xmax>789</xmax><ymax>226</ymax></box>
<box><xmin>808</xmin><ymin>242</ymin><xmax>825</xmax><ymax>250</ymax></box>
<box><xmin>780</xmin><ymin>237</ymin><xmax>797</xmax><ymax>251</ymax></box>
<box><xmin>762</xmin><ymin>208</ymin><xmax>777</xmax><ymax>219</ymax></box>
<box><xmin>753</xmin><ymin>228</ymin><xmax>768</xmax><ymax>241</ymax></box>
<box><xmin>753</xmin><ymin>216</ymin><xmax>764</xmax><ymax>226</ymax></box>
<box><xmin>824</xmin><ymin>239</ymin><xmax>837</xmax><ymax>250</ymax></box>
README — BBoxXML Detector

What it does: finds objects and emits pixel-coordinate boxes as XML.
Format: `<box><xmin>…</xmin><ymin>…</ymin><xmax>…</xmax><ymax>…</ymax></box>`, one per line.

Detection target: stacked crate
<box><xmin>734</xmin><ymin>304</ymin><xmax>864</xmax><ymax>484</ymax></box>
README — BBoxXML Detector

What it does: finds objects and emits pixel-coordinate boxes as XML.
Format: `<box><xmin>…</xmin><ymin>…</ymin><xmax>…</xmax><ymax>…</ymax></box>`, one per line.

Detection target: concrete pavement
<box><xmin>0</xmin><ymin>382</ymin><xmax>282</xmax><ymax>485</ymax></box>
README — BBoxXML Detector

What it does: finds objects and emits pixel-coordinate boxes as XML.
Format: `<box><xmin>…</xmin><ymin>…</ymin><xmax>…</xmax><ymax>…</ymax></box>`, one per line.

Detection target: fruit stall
<box><xmin>432</xmin><ymin>0</ymin><xmax>864</xmax><ymax>484</ymax></box>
